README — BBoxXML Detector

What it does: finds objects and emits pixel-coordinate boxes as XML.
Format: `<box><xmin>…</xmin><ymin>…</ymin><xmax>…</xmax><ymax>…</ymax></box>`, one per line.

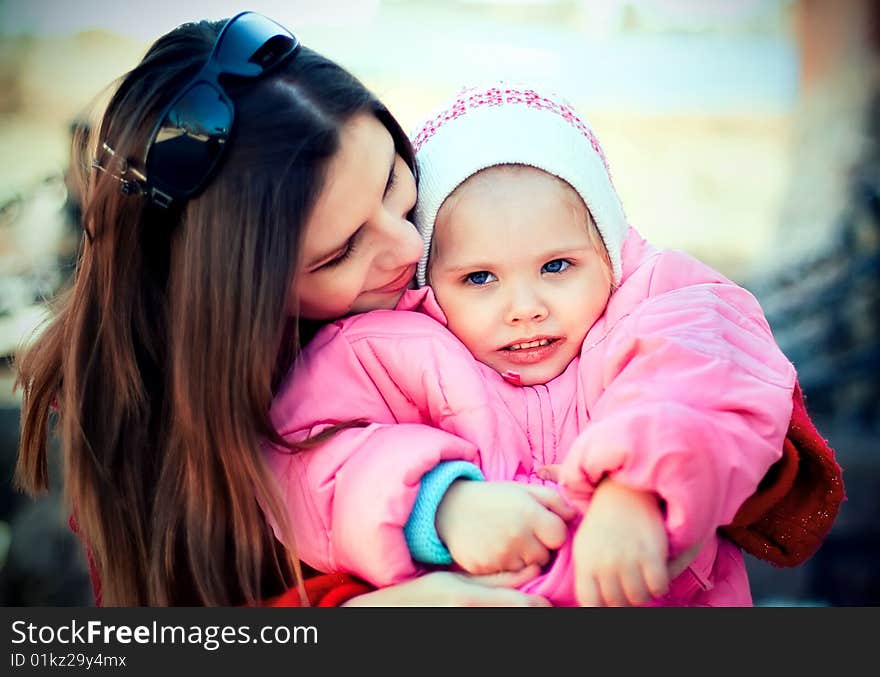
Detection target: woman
<box><xmin>14</xmin><ymin>11</ymin><xmax>548</xmax><ymax>607</ymax></box>
<box><xmin>14</xmin><ymin>12</ymin><xmax>841</xmax><ymax>606</ymax></box>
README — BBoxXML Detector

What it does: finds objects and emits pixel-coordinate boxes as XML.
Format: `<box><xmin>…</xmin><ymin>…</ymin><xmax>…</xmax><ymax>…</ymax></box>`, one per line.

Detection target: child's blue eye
<box><xmin>542</xmin><ymin>259</ymin><xmax>570</xmax><ymax>274</ymax></box>
<box><xmin>465</xmin><ymin>271</ymin><xmax>496</xmax><ymax>285</ymax></box>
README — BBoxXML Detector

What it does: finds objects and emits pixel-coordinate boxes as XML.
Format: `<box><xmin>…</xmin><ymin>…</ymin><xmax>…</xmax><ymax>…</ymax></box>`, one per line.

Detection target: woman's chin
<box><xmin>351</xmin><ymin>290</ymin><xmax>404</xmax><ymax>314</ymax></box>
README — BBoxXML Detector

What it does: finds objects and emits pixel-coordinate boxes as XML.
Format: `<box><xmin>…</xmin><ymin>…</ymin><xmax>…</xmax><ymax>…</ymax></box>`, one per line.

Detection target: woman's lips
<box><xmin>497</xmin><ymin>338</ymin><xmax>563</xmax><ymax>365</ymax></box>
<box><xmin>373</xmin><ymin>265</ymin><xmax>416</xmax><ymax>294</ymax></box>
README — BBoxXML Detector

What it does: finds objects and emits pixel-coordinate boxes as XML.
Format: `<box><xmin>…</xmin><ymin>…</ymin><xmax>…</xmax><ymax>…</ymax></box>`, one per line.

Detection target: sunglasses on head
<box><xmin>99</xmin><ymin>11</ymin><xmax>300</xmax><ymax>209</ymax></box>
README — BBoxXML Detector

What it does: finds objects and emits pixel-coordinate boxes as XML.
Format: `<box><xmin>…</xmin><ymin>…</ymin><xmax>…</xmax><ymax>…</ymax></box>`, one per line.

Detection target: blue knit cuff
<box><xmin>404</xmin><ymin>461</ymin><xmax>485</xmax><ymax>564</ymax></box>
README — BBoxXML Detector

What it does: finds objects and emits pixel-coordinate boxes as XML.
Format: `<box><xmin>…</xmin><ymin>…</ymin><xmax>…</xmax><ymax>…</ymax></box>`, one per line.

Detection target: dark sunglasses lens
<box><xmin>213</xmin><ymin>12</ymin><xmax>299</xmax><ymax>77</ymax></box>
<box><xmin>148</xmin><ymin>83</ymin><xmax>232</xmax><ymax>196</ymax></box>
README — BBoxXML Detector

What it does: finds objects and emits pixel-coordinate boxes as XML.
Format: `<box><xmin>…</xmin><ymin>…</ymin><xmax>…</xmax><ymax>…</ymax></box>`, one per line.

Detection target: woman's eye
<box><xmin>465</xmin><ymin>271</ymin><xmax>496</xmax><ymax>285</ymax></box>
<box><xmin>542</xmin><ymin>259</ymin><xmax>570</xmax><ymax>274</ymax></box>
<box><xmin>386</xmin><ymin>168</ymin><xmax>397</xmax><ymax>194</ymax></box>
<box><xmin>319</xmin><ymin>233</ymin><xmax>360</xmax><ymax>270</ymax></box>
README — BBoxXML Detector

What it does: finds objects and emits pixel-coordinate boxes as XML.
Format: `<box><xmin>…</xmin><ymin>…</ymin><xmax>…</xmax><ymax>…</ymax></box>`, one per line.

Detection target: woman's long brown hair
<box><xmin>14</xmin><ymin>18</ymin><xmax>415</xmax><ymax>606</ymax></box>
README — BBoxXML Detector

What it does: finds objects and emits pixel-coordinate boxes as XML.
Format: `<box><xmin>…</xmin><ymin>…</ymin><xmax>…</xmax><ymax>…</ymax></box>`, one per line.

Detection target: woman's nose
<box><xmin>374</xmin><ymin>215</ymin><xmax>423</xmax><ymax>270</ymax></box>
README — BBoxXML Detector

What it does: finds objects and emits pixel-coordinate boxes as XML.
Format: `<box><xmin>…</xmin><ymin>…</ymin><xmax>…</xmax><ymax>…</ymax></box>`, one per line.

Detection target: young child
<box><xmin>266</xmin><ymin>82</ymin><xmax>799</xmax><ymax>606</ymax></box>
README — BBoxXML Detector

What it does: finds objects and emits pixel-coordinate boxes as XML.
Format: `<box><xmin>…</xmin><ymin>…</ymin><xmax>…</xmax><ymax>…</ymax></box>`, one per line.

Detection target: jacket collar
<box><xmin>394</xmin><ymin>286</ymin><xmax>449</xmax><ymax>326</ymax></box>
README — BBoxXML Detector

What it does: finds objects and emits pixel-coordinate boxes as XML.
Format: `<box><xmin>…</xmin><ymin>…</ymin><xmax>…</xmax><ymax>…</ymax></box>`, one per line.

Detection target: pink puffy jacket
<box><xmin>266</xmin><ymin>228</ymin><xmax>796</xmax><ymax>606</ymax></box>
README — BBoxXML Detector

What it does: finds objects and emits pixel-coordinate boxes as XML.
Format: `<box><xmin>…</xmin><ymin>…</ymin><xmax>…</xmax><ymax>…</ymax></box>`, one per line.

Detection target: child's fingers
<box><xmin>525</xmin><ymin>484</ymin><xmax>578</xmax><ymax>521</ymax></box>
<box><xmin>496</xmin><ymin>555</ymin><xmax>527</xmax><ymax>574</ymax></box>
<box><xmin>532</xmin><ymin>508</ymin><xmax>570</xmax><ymax>550</ymax></box>
<box><xmin>575</xmin><ymin>572</ymin><xmax>602</xmax><ymax>607</ymax></box>
<box><xmin>518</xmin><ymin>539</ymin><xmax>552</xmax><ymax>569</ymax></box>
<box><xmin>597</xmin><ymin>572</ymin><xmax>628</xmax><ymax>607</ymax></box>
<box><xmin>535</xmin><ymin>463</ymin><xmax>561</xmax><ymax>482</ymax></box>
<box><xmin>619</xmin><ymin>563</ymin><xmax>653</xmax><ymax>606</ymax></box>
<box><xmin>642</xmin><ymin>557</ymin><xmax>671</xmax><ymax>599</ymax></box>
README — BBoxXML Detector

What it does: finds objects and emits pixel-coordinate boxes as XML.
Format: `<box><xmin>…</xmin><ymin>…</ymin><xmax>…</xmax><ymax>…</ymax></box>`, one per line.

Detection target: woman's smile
<box><xmin>372</xmin><ymin>264</ymin><xmax>417</xmax><ymax>294</ymax></box>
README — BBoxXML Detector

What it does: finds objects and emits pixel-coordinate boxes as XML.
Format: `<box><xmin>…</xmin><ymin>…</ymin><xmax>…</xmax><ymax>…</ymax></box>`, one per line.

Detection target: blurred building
<box><xmin>744</xmin><ymin>0</ymin><xmax>880</xmax><ymax>606</ymax></box>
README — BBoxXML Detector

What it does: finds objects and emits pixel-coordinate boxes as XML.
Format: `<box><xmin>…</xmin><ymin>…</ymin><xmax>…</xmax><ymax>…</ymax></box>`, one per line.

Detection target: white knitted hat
<box><xmin>411</xmin><ymin>81</ymin><xmax>627</xmax><ymax>286</ymax></box>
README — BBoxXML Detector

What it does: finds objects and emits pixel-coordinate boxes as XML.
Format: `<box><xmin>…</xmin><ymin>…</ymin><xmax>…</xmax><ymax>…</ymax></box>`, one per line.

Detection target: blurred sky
<box><xmin>0</xmin><ymin>0</ymin><xmax>783</xmax><ymax>39</ymax></box>
<box><xmin>0</xmin><ymin>0</ymin><xmax>801</xmax><ymax>281</ymax></box>
<box><xmin>0</xmin><ymin>0</ymin><xmax>798</xmax><ymax>115</ymax></box>
<box><xmin>0</xmin><ymin>0</ymin><xmax>384</xmax><ymax>38</ymax></box>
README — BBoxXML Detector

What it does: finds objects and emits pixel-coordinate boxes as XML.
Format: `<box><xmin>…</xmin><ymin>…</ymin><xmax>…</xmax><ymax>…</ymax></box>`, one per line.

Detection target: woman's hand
<box><xmin>341</xmin><ymin>566</ymin><xmax>551</xmax><ymax>606</ymax></box>
<box><xmin>436</xmin><ymin>480</ymin><xmax>577</xmax><ymax>575</ymax></box>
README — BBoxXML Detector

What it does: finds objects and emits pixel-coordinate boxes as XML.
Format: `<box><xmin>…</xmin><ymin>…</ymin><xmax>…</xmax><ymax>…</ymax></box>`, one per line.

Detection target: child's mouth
<box><xmin>499</xmin><ymin>337</ymin><xmax>562</xmax><ymax>365</ymax></box>
<box><xmin>506</xmin><ymin>338</ymin><xmax>554</xmax><ymax>351</ymax></box>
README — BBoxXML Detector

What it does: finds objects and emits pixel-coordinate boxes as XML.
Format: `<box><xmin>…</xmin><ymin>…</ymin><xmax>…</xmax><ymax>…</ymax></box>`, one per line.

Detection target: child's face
<box><xmin>428</xmin><ymin>166</ymin><xmax>612</xmax><ymax>386</ymax></box>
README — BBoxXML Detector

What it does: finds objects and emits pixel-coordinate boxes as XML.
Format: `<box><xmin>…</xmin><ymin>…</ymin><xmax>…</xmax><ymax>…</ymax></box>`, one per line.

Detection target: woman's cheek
<box><xmin>296</xmin><ymin>278</ymin><xmax>354</xmax><ymax>321</ymax></box>
<box><xmin>327</xmin><ymin>281</ymin><xmax>359</xmax><ymax>318</ymax></box>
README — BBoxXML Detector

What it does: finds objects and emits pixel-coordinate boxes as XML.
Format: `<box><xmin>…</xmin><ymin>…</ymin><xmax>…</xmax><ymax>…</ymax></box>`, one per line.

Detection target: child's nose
<box><xmin>505</xmin><ymin>287</ymin><xmax>549</xmax><ymax>324</ymax></box>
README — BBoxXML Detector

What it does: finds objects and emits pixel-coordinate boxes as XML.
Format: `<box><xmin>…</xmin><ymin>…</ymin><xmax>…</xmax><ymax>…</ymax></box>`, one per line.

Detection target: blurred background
<box><xmin>0</xmin><ymin>0</ymin><xmax>877</xmax><ymax>606</ymax></box>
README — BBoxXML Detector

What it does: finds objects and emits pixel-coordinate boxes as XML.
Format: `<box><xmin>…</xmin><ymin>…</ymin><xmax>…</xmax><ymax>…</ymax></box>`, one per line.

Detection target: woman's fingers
<box><xmin>342</xmin><ymin>567</ymin><xmax>550</xmax><ymax>607</ymax></box>
<box><xmin>460</xmin><ymin>565</ymin><xmax>551</xmax><ymax>607</ymax></box>
<box><xmin>465</xmin><ymin>588</ymin><xmax>552</xmax><ymax>607</ymax></box>
<box><xmin>466</xmin><ymin>563</ymin><xmax>541</xmax><ymax>588</ymax></box>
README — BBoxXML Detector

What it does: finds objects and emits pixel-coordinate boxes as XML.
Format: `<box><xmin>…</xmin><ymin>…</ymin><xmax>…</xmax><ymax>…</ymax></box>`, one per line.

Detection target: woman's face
<box><xmin>292</xmin><ymin>113</ymin><xmax>422</xmax><ymax>321</ymax></box>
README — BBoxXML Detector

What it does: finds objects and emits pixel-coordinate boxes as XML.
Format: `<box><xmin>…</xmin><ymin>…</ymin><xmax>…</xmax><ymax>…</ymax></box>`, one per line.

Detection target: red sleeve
<box><xmin>263</xmin><ymin>573</ymin><xmax>373</xmax><ymax>607</ymax></box>
<box><xmin>721</xmin><ymin>380</ymin><xmax>846</xmax><ymax>566</ymax></box>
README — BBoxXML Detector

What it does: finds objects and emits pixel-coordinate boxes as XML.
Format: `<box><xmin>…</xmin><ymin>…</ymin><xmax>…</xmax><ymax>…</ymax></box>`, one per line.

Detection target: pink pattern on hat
<box><xmin>412</xmin><ymin>85</ymin><xmax>612</xmax><ymax>175</ymax></box>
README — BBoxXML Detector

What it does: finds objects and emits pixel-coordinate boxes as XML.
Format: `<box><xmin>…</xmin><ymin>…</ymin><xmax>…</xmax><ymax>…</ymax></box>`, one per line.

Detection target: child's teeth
<box><xmin>510</xmin><ymin>339</ymin><xmax>551</xmax><ymax>351</ymax></box>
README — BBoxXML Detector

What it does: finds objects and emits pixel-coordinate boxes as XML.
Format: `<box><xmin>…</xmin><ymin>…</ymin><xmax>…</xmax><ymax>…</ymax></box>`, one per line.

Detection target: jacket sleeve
<box><xmin>264</xmin><ymin>573</ymin><xmax>374</xmax><ymax>607</ymax></box>
<box><xmin>269</xmin><ymin>423</ymin><xmax>480</xmax><ymax>587</ymax></box>
<box><xmin>720</xmin><ymin>380</ymin><xmax>845</xmax><ymax>566</ymax></box>
<box><xmin>405</xmin><ymin>460</ymin><xmax>486</xmax><ymax>564</ymax></box>
<box><xmin>267</xmin><ymin>315</ymin><xmax>487</xmax><ymax>587</ymax></box>
<box><xmin>559</xmin><ymin>283</ymin><xmax>796</xmax><ymax>556</ymax></box>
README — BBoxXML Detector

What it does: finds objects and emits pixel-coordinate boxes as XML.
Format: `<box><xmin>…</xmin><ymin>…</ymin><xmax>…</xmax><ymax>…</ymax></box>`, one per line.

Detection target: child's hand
<box><xmin>436</xmin><ymin>480</ymin><xmax>577</xmax><ymax>575</ymax></box>
<box><xmin>572</xmin><ymin>478</ymin><xmax>670</xmax><ymax>606</ymax></box>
